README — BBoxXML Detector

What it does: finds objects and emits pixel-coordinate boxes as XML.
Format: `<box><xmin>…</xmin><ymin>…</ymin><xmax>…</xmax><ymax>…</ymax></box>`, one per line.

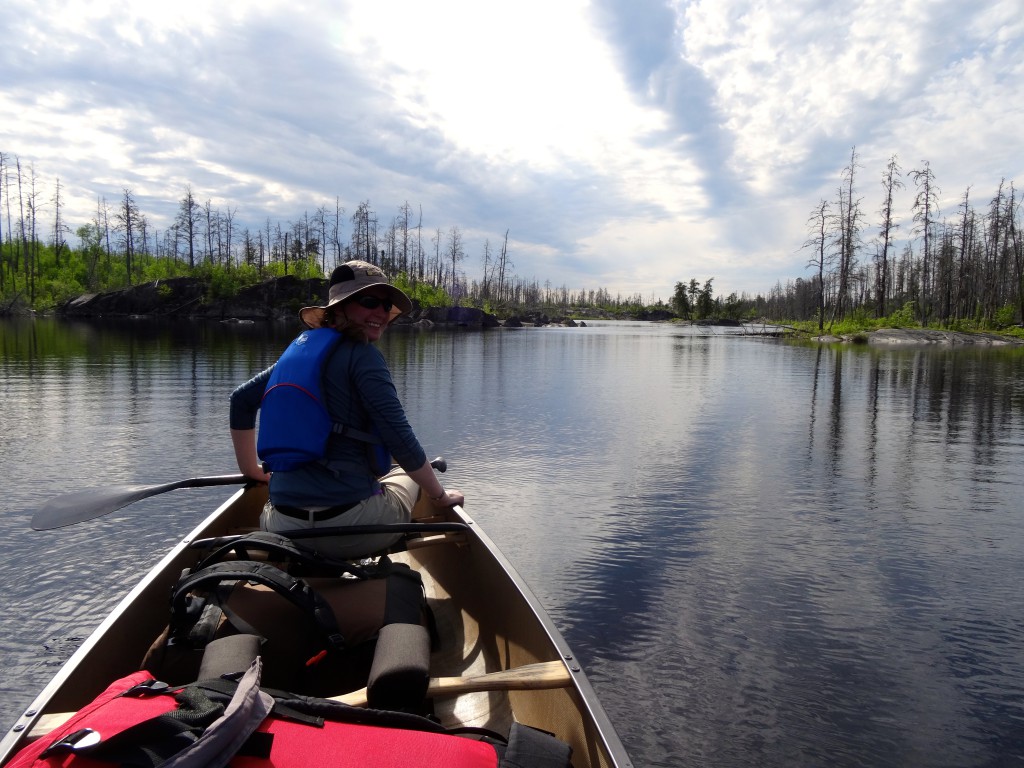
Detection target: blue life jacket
<box><xmin>257</xmin><ymin>328</ymin><xmax>391</xmax><ymax>475</ymax></box>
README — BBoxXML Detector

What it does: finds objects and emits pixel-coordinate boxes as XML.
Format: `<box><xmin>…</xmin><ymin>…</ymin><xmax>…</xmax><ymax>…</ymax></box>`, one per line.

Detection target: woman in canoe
<box><xmin>229</xmin><ymin>260</ymin><xmax>463</xmax><ymax>558</ymax></box>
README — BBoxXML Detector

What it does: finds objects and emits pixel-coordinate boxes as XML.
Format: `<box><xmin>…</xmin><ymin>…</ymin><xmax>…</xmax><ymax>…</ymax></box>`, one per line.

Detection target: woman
<box><xmin>229</xmin><ymin>260</ymin><xmax>464</xmax><ymax>558</ymax></box>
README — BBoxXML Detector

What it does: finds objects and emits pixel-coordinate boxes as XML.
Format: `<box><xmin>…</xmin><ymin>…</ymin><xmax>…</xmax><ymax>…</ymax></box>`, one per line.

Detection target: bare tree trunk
<box><xmin>398</xmin><ymin>201</ymin><xmax>411</xmax><ymax>276</ymax></box>
<box><xmin>117</xmin><ymin>188</ymin><xmax>139</xmax><ymax>285</ymax></box>
<box><xmin>0</xmin><ymin>152</ymin><xmax>8</xmax><ymax>294</ymax></box>
<box><xmin>27</xmin><ymin>163</ymin><xmax>39</xmax><ymax>302</ymax></box>
<box><xmin>332</xmin><ymin>198</ymin><xmax>344</xmax><ymax>267</ymax></box>
<box><xmin>15</xmin><ymin>158</ymin><xmax>26</xmax><ymax>279</ymax></box>
<box><xmin>416</xmin><ymin>205</ymin><xmax>424</xmax><ymax>284</ymax></box>
<box><xmin>876</xmin><ymin>154</ymin><xmax>903</xmax><ymax>316</ymax></box>
<box><xmin>1009</xmin><ymin>184</ymin><xmax>1024</xmax><ymax>323</ymax></box>
<box><xmin>204</xmin><ymin>200</ymin><xmax>215</xmax><ymax>266</ymax></box>
<box><xmin>977</xmin><ymin>181</ymin><xmax>1006</xmax><ymax>326</ymax></box>
<box><xmin>832</xmin><ymin>146</ymin><xmax>862</xmax><ymax>323</ymax></box>
<box><xmin>224</xmin><ymin>207</ymin><xmax>236</xmax><ymax>268</ymax></box>
<box><xmin>497</xmin><ymin>228</ymin><xmax>511</xmax><ymax>303</ymax></box>
<box><xmin>910</xmin><ymin>161</ymin><xmax>939</xmax><ymax>324</ymax></box>
<box><xmin>446</xmin><ymin>225</ymin><xmax>464</xmax><ymax>300</ymax></box>
<box><xmin>52</xmin><ymin>177</ymin><xmax>67</xmax><ymax>269</ymax></box>
<box><xmin>802</xmin><ymin>199</ymin><xmax>831</xmax><ymax>332</ymax></box>
<box><xmin>954</xmin><ymin>188</ymin><xmax>972</xmax><ymax>322</ymax></box>
<box><xmin>432</xmin><ymin>227</ymin><xmax>443</xmax><ymax>286</ymax></box>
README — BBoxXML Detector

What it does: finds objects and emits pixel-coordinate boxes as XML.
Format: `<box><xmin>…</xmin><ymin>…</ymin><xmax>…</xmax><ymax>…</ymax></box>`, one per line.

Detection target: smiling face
<box><xmin>338</xmin><ymin>289</ymin><xmax>393</xmax><ymax>342</ymax></box>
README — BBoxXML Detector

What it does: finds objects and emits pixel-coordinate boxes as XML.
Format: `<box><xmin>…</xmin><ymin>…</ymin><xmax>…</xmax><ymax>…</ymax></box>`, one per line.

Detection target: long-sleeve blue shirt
<box><xmin>230</xmin><ymin>339</ymin><xmax>427</xmax><ymax>508</ymax></box>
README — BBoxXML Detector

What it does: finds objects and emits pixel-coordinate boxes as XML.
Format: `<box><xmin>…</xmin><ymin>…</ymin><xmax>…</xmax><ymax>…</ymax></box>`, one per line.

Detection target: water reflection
<box><xmin>2</xmin><ymin>319</ymin><xmax>1023</xmax><ymax>767</ymax></box>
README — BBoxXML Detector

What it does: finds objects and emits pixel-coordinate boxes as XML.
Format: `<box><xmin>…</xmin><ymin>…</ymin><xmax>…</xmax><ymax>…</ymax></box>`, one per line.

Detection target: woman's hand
<box><xmin>430</xmin><ymin>488</ymin><xmax>465</xmax><ymax>508</ymax></box>
<box><xmin>409</xmin><ymin>459</ymin><xmax>464</xmax><ymax>508</ymax></box>
<box><xmin>246</xmin><ymin>466</ymin><xmax>272</xmax><ymax>484</ymax></box>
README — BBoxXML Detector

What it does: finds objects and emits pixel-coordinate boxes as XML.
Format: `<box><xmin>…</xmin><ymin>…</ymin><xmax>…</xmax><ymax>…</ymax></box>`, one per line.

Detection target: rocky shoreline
<box><xmin>11</xmin><ymin>276</ymin><xmax>1022</xmax><ymax>344</ymax></box>
<box><xmin>54</xmin><ymin>275</ymin><xmax>612</xmax><ymax>329</ymax></box>
<box><xmin>815</xmin><ymin>327</ymin><xmax>1024</xmax><ymax>346</ymax></box>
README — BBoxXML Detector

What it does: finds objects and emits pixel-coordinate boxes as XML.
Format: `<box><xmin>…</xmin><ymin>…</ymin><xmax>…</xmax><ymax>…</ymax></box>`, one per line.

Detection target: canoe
<box><xmin>1</xmin><ymin>482</ymin><xmax>633</xmax><ymax>768</ymax></box>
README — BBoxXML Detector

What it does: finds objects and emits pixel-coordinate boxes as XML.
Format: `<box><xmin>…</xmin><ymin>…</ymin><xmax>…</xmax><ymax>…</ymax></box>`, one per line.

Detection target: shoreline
<box><xmin>813</xmin><ymin>327</ymin><xmax>1024</xmax><ymax>346</ymax></box>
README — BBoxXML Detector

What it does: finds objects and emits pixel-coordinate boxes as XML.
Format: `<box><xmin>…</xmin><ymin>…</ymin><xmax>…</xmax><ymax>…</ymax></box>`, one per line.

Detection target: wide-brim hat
<box><xmin>299</xmin><ymin>260</ymin><xmax>413</xmax><ymax>329</ymax></box>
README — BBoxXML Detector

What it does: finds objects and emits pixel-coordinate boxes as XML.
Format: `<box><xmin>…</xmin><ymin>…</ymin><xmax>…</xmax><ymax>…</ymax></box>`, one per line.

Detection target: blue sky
<box><xmin>1</xmin><ymin>0</ymin><xmax>1021</xmax><ymax>302</ymax></box>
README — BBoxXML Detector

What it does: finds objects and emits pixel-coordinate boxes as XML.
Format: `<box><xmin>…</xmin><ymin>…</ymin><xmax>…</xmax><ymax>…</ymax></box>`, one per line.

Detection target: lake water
<box><xmin>2</xmin><ymin>317</ymin><xmax>1023</xmax><ymax>767</ymax></box>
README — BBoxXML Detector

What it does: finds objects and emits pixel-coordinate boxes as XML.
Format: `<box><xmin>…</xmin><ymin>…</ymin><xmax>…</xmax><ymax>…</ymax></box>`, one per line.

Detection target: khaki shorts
<box><xmin>261</xmin><ymin>467</ymin><xmax>420</xmax><ymax>559</ymax></box>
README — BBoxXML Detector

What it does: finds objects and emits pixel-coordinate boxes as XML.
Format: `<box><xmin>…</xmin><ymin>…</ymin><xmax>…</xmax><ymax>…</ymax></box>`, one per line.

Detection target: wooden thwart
<box><xmin>331</xmin><ymin>659</ymin><xmax>572</xmax><ymax>708</ymax></box>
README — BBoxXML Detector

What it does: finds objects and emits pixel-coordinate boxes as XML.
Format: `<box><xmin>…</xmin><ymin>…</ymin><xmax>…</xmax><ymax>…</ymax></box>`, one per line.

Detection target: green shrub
<box><xmin>884</xmin><ymin>302</ymin><xmax>918</xmax><ymax>328</ymax></box>
<box><xmin>994</xmin><ymin>303</ymin><xmax>1017</xmax><ymax>329</ymax></box>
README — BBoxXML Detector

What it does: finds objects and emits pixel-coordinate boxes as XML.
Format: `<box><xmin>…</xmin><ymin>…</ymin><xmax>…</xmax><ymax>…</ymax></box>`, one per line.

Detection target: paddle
<box><xmin>31</xmin><ymin>474</ymin><xmax>250</xmax><ymax>531</ymax></box>
<box><xmin>330</xmin><ymin>660</ymin><xmax>572</xmax><ymax>707</ymax></box>
<box><xmin>31</xmin><ymin>456</ymin><xmax>447</xmax><ymax>532</ymax></box>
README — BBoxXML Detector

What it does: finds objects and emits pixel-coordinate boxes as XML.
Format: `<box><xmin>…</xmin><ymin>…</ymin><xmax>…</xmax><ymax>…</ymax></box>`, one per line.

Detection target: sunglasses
<box><xmin>352</xmin><ymin>295</ymin><xmax>393</xmax><ymax>312</ymax></box>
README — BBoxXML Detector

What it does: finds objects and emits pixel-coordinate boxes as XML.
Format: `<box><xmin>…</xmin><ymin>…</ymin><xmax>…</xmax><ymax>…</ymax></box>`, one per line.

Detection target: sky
<box><xmin>1</xmin><ymin>0</ymin><xmax>1022</xmax><ymax>303</ymax></box>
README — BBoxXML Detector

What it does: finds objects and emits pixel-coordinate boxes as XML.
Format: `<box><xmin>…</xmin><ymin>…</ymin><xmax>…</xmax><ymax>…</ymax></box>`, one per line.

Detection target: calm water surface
<box><xmin>2</xmin><ymin>317</ymin><xmax>1023</xmax><ymax>767</ymax></box>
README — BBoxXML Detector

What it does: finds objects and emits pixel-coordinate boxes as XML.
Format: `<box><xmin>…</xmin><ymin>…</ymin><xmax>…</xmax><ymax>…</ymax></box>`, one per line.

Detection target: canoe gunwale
<box><xmin>1</xmin><ymin>486</ymin><xmax>632</xmax><ymax>768</ymax></box>
<box><xmin>0</xmin><ymin>486</ymin><xmax>253</xmax><ymax>764</ymax></box>
<box><xmin>444</xmin><ymin>505</ymin><xmax>632</xmax><ymax>767</ymax></box>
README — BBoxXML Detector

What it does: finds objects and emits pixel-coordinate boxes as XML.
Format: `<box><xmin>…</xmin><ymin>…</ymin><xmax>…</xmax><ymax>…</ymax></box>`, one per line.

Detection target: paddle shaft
<box><xmin>331</xmin><ymin>660</ymin><xmax>572</xmax><ymax>707</ymax></box>
<box><xmin>31</xmin><ymin>456</ymin><xmax>445</xmax><ymax>531</ymax></box>
<box><xmin>31</xmin><ymin>474</ymin><xmax>249</xmax><ymax>531</ymax></box>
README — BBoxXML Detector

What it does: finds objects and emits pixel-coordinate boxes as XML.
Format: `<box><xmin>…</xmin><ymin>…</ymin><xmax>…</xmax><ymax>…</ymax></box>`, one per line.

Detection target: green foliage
<box><xmin>672</xmin><ymin>281</ymin><xmax>691</xmax><ymax>318</ymax></box>
<box><xmin>883</xmin><ymin>301</ymin><xmax>917</xmax><ymax>328</ymax></box>
<box><xmin>721</xmin><ymin>291</ymin><xmax>749</xmax><ymax>321</ymax></box>
<box><xmin>393</xmin><ymin>273</ymin><xmax>452</xmax><ymax>309</ymax></box>
<box><xmin>993</xmin><ymin>303</ymin><xmax>1017</xmax><ymax>329</ymax></box>
<box><xmin>782</xmin><ymin>296</ymin><xmax>1024</xmax><ymax>341</ymax></box>
<box><xmin>200</xmin><ymin>263</ymin><xmax>268</xmax><ymax>300</ymax></box>
<box><xmin>262</xmin><ymin>257</ymin><xmax>325</xmax><ymax>281</ymax></box>
<box><xmin>137</xmin><ymin>256</ymin><xmax>192</xmax><ymax>282</ymax></box>
<box><xmin>42</xmin><ymin>266</ymin><xmax>87</xmax><ymax>306</ymax></box>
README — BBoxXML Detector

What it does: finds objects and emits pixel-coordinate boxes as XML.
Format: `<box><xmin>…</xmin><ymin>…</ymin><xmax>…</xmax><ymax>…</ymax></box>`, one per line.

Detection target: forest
<box><xmin>1</xmin><ymin>148</ymin><xmax>1021</xmax><ymax>331</ymax></box>
<box><xmin>0</xmin><ymin>151</ymin><xmax>662</xmax><ymax>318</ymax></box>
<box><xmin>755</xmin><ymin>148</ymin><xmax>1022</xmax><ymax>333</ymax></box>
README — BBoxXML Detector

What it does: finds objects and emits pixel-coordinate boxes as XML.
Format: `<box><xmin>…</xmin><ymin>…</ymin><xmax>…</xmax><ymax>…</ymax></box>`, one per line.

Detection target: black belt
<box><xmin>275</xmin><ymin>501</ymin><xmax>359</xmax><ymax>522</ymax></box>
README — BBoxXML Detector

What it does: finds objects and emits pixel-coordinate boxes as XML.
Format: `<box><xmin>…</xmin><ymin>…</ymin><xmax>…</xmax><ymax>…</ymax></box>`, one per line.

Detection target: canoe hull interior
<box><xmin>2</xmin><ymin>485</ymin><xmax>631</xmax><ymax>768</ymax></box>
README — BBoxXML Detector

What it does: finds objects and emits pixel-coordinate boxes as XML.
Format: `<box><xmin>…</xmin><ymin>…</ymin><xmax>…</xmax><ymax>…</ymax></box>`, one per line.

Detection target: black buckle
<box><xmin>41</xmin><ymin>728</ymin><xmax>102</xmax><ymax>757</ymax></box>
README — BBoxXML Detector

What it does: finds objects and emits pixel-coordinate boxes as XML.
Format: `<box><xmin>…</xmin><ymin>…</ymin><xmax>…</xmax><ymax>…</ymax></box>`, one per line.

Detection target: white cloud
<box><xmin>0</xmin><ymin>0</ymin><xmax>1022</xmax><ymax>300</ymax></box>
<box><xmin>338</xmin><ymin>0</ymin><xmax>667</xmax><ymax>169</ymax></box>
<box><xmin>679</xmin><ymin>0</ymin><xmax>930</xmax><ymax>191</ymax></box>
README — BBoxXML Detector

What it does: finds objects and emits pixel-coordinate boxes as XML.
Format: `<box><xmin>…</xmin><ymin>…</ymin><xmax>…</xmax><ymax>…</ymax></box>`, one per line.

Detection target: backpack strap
<box><xmin>40</xmin><ymin>661</ymin><xmax>275</xmax><ymax>768</ymax></box>
<box><xmin>192</xmin><ymin>531</ymin><xmax>369</xmax><ymax>578</ymax></box>
<box><xmin>169</xmin><ymin>562</ymin><xmax>347</xmax><ymax>651</ymax></box>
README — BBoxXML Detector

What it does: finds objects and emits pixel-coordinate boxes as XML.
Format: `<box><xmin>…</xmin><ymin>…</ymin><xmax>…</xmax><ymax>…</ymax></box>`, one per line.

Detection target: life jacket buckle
<box><xmin>41</xmin><ymin>727</ymin><xmax>102</xmax><ymax>756</ymax></box>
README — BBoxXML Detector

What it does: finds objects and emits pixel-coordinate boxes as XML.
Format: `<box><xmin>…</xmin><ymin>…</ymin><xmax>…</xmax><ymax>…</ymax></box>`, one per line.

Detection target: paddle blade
<box><xmin>31</xmin><ymin>475</ymin><xmax>248</xmax><ymax>531</ymax></box>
